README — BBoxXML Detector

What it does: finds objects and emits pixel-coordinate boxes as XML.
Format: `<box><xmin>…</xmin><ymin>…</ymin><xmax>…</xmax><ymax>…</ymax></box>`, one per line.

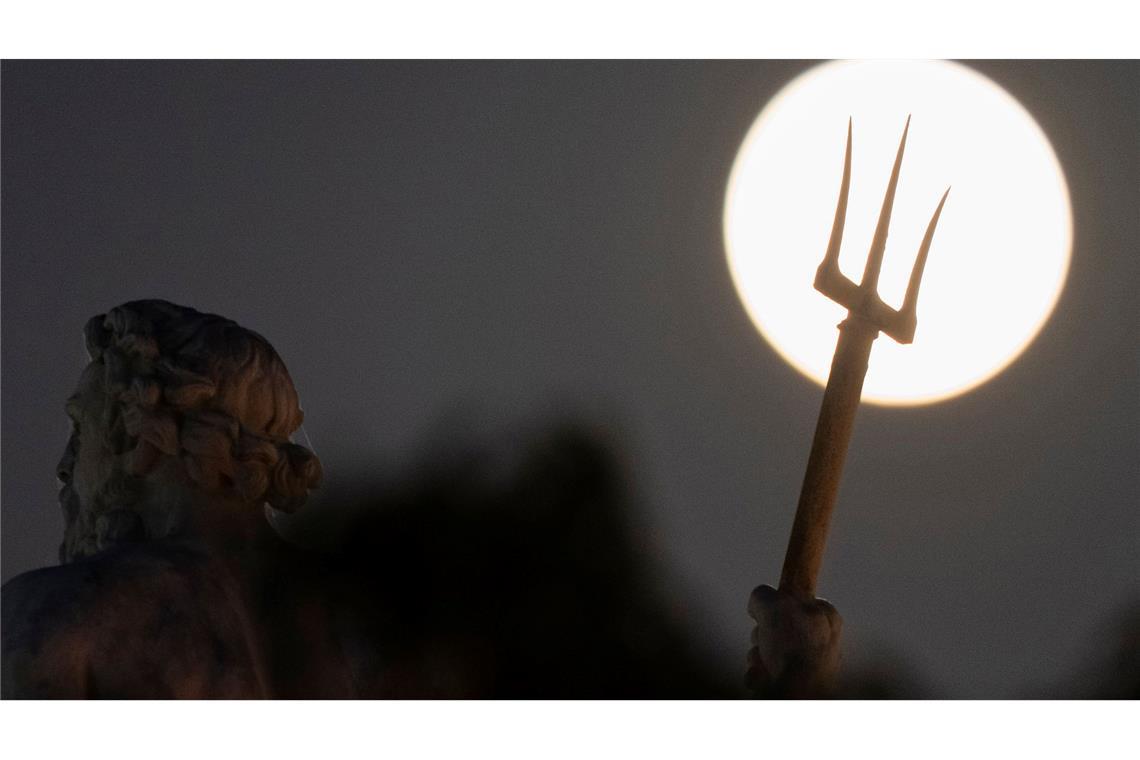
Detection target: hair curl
<box><xmin>83</xmin><ymin>300</ymin><xmax>322</xmax><ymax>513</ymax></box>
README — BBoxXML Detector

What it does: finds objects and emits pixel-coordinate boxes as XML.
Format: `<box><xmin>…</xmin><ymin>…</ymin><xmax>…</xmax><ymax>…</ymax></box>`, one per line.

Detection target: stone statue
<box><xmin>1</xmin><ymin>300</ymin><xmax>347</xmax><ymax>697</ymax></box>
<box><xmin>2</xmin><ymin>300</ymin><xmax>740</xmax><ymax>699</ymax></box>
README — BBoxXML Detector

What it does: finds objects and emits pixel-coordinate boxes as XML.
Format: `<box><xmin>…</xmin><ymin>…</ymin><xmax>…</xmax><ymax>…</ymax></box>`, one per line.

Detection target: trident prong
<box><xmin>813</xmin><ymin>116</ymin><xmax>950</xmax><ymax>345</ymax></box>
<box><xmin>777</xmin><ymin>118</ymin><xmax>950</xmax><ymax>602</ymax></box>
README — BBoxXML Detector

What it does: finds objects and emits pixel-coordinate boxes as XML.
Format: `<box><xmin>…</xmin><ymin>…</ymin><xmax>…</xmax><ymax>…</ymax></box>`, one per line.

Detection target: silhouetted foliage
<box><xmin>267</xmin><ymin>422</ymin><xmax>736</xmax><ymax>698</ymax></box>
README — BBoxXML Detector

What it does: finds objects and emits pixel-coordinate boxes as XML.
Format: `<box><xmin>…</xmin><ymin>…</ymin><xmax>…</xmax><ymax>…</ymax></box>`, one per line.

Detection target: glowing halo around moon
<box><xmin>724</xmin><ymin>60</ymin><xmax>1072</xmax><ymax>406</ymax></box>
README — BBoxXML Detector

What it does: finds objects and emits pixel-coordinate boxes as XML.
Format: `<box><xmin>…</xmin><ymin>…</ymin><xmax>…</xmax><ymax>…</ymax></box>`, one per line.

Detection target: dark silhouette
<box><xmin>269</xmin><ymin>422</ymin><xmax>735</xmax><ymax>698</ymax></box>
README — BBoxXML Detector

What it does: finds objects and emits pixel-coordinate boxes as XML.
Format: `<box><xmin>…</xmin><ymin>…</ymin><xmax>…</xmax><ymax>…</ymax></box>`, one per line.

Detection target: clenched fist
<box><xmin>746</xmin><ymin>584</ymin><xmax>842</xmax><ymax>698</ymax></box>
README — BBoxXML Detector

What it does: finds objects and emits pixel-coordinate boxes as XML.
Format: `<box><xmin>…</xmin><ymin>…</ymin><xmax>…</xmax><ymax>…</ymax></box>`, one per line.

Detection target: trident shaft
<box><xmin>778</xmin><ymin>116</ymin><xmax>950</xmax><ymax>600</ymax></box>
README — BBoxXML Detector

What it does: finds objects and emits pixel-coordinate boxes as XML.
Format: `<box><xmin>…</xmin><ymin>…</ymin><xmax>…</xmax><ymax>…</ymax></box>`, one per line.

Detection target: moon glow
<box><xmin>724</xmin><ymin>60</ymin><xmax>1072</xmax><ymax>406</ymax></box>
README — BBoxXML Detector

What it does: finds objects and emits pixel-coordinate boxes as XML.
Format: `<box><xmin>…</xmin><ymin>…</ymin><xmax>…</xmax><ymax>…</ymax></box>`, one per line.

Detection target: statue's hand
<box><xmin>746</xmin><ymin>584</ymin><xmax>842</xmax><ymax>698</ymax></box>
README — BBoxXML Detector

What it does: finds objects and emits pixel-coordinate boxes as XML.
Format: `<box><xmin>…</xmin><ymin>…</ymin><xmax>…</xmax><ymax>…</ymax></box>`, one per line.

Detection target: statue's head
<box><xmin>57</xmin><ymin>300</ymin><xmax>322</xmax><ymax>562</ymax></box>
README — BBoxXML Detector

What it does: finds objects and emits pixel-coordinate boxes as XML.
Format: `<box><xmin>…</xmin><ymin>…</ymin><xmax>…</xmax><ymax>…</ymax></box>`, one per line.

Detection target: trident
<box><xmin>778</xmin><ymin>116</ymin><xmax>950</xmax><ymax>600</ymax></box>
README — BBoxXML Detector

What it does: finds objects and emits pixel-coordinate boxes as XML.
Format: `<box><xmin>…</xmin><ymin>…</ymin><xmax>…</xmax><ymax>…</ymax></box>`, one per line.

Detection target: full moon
<box><xmin>724</xmin><ymin>61</ymin><xmax>1072</xmax><ymax>406</ymax></box>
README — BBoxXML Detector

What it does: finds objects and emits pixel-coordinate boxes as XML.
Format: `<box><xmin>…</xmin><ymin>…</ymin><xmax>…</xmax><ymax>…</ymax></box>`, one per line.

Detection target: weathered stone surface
<box><xmin>2</xmin><ymin>300</ymin><xmax>334</xmax><ymax>698</ymax></box>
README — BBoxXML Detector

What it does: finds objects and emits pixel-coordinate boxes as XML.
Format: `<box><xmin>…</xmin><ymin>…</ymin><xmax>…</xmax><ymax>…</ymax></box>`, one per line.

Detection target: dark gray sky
<box><xmin>2</xmin><ymin>61</ymin><xmax>1137</xmax><ymax>697</ymax></box>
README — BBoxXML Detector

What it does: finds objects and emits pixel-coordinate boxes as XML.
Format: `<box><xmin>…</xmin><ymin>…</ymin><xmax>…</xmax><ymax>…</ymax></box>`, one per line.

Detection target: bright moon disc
<box><xmin>725</xmin><ymin>61</ymin><xmax>1072</xmax><ymax>405</ymax></box>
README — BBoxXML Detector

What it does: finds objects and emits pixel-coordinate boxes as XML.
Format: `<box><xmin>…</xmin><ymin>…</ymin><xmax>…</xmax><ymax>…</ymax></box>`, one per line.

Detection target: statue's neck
<box><xmin>130</xmin><ymin>460</ymin><xmax>278</xmax><ymax>555</ymax></box>
<box><xmin>181</xmin><ymin>491</ymin><xmax>281</xmax><ymax>559</ymax></box>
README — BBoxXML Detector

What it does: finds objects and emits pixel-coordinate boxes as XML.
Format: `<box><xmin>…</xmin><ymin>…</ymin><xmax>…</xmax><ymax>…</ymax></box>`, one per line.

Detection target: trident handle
<box><xmin>779</xmin><ymin>315</ymin><xmax>877</xmax><ymax>599</ymax></box>
<box><xmin>776</xmin><ymin>117</ymin><xmax>949</xmax><ymax>601</ymax></box>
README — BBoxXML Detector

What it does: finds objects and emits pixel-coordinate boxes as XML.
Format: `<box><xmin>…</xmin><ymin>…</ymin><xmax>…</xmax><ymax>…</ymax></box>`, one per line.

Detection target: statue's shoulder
<box><xmin>2</xmin><ymin>543</ymin><xmax>261</xmax><ymax>698</ymax></box>
<box><xmin>3</xmin><ymin>542</ymin><xmax>208</xmax><ymax>625</ymax></box>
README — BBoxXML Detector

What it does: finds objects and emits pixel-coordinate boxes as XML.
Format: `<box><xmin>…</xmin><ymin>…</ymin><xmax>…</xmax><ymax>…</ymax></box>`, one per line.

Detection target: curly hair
<box><xmin>82</xmin><ymin>300</ymin><xmax>322</xmax><ymax>514</ymax></box>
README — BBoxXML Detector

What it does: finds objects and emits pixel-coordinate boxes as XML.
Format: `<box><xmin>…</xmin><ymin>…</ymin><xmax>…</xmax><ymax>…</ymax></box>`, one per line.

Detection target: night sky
<box><xmin>2</xmin><ymin>60</ymin><xmax>1137</xmax><ymax>697</ymax></box>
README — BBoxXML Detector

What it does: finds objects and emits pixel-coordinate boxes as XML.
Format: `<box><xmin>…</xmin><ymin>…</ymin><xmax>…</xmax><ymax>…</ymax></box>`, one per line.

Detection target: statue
<box><xmin>1</xmin><ymin>300</ymin><xmax>343</xmax><ymax>697</ymax></box>
<box><xmin>3</xmin><ymin>299</ymin><xmax>735</xmax><ymax>699</ymax></box>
